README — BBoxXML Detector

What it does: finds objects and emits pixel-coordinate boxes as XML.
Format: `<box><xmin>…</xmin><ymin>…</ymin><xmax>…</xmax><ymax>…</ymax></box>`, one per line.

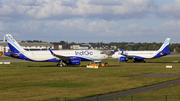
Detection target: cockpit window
<box><xmin>100</xmin><ymin>52</ymin><xmax>105</xmax><ymax>54</ymax></box>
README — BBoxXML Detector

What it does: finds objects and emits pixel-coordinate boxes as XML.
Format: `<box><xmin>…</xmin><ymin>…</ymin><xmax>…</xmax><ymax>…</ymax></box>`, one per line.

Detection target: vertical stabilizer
<box><xmin>158</xmin><ymin>38</ymin><xmax>170</xmax><ymax>53</ymax></box>
<box><xmin>5</xmin><ymin>34</ymin><xmax>25</xmax><ymax>53</ymax></box>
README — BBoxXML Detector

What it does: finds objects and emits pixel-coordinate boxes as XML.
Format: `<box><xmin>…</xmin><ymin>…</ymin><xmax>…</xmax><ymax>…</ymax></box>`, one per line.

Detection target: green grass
<box><xmin>0</xmin><ymin>57</ymin><xmax>180</xmax><ymax>101</ymax></box>
<box><xmin>0</xmin><ymin>56</ymin><xmax>15</xmax><ymax>60</ymax></box>
<box><xmin>169</xmin><ymin>52</ymin><xmax>180</xmax><ymax>55</ymax></box>
<box><xmin>112</xmin><ymin>85</ymin><xmax>180</xmax><ymax>101</ymax></box>
<box><xmin>1</xmin><ymin>66</ymin><xmax>179</xmax><ymax>101</ymax></box>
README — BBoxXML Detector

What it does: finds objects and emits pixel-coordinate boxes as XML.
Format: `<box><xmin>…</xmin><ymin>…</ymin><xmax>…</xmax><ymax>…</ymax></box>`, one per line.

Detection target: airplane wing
<box><xmin>121</xmin><ymin>50</ymin><xmax>134</xmax><ymax>59</ymax></box>
<box><xmin>49</xmin><ymin>48</ymin><xmax>70</xmax><ymax>62</ymax></box>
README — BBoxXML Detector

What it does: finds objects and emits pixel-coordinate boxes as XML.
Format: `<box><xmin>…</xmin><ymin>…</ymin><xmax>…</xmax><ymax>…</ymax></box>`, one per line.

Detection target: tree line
<box><xmin>50</xmin><ymin>41</ymin><xmax>180</xmax><ymax>52</ymax></box>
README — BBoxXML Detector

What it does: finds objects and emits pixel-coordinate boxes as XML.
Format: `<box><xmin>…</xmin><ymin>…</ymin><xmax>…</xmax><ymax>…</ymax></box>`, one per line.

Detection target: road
<box><xmin>72</xmin><ymin>74</ymin><xmax>180</xmax><ymax>101</ymax></box>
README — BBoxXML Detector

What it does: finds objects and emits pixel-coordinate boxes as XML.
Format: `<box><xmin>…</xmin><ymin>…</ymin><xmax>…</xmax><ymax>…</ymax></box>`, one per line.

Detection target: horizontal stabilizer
<box><xmin>4</xmin><ymin>52</ymin><xmax>19</xmax><ymax>58</ymax></box>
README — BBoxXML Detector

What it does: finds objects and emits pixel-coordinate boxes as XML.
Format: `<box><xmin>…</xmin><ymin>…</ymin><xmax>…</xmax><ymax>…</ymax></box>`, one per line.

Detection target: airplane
<box><xmin>4</xmin><ymin>34</ymin><xmax>108</xmax><ymax>66</ymax></box>
<box><xmin>112</xmin><ymin>38</ymin><xmax>171</xmax><ymax>63</ymax></box>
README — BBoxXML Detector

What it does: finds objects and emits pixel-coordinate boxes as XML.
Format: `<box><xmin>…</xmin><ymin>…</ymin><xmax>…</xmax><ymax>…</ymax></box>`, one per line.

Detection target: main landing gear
<box><xmin>132</xmin><ymin>59</ymin><xmax>145</xmax><ymax>63</ymax></box>
<box><xmin>57</xmin><ymin>63</ymin><xmax>62</xmax><ymax>67</ymax></box>
<box><xmin>57</xmin><ymin>61</ymin><xmax>67</xmax><ymax>67</ymax></box>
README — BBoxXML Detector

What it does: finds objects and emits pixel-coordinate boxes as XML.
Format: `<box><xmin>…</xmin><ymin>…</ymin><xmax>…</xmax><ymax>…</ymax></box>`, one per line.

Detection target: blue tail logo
<box><xmin>4</xmin><ymin>34</ymin><xmax>28</xmax><ymax>59</ymax></box>
<box><xmin>5</xmin><ymin>34</ymin><xmax>25</xmax><ymax>53</ymax></box>
<box><xmin>158</xmin><ymin>38</ymin><xmax>170</xmax><ymax>54</ymax></box>
<box><xmin>154</xmin><ymin>38</ymin><xmax>171</xmax><ymax>57</ymax></box>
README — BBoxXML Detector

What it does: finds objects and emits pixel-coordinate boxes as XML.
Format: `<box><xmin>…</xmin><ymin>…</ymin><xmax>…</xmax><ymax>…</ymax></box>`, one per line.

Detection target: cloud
<box><xmin>26</xmin><ymin>0</ymin><xmax>78</xmax><ymax>20</ymax></box>
<box><xmin>0</xmin><ymin>0</ymin><xmax>180</xmax><ymax>43</ymax></box>
<box><xmin>0</xmin><ymin>19</ymin><xmax>180</xmax><ymax>43</ymax></box>
<box><xmin>162</xmin><ymin>20</ymin><xmax>180</xmax><ymax>26</ymax></box>
<box><xmin>158</xmin><ymin>20</ymin><xmax>180</xmax><ymax>37</ymax></box>
<box><xmin>8</xmin><ymin>0</ymin><xmax>37</xmax><ymax>5</ymax></box>
<box><xmin>0</xmin><ymin>0</ymin><xmax>180</xmax><ymax>21</ymax></box>
<box><xmin>75</xmin><ymin>0</ymin><xmax>157</xmax><ymax>20</ymax></box>
<box><xmin>87</xmin><ymin>0</ymin><xmax>122</xmax><ymax>6</ymax></box>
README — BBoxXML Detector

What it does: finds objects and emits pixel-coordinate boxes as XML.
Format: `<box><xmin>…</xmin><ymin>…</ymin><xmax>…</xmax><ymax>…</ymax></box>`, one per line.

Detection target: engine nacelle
<box><xmin>70</xmin><ymin>57</ymin><xmax>81</xmax><ymax>65</ymax></box>
<box><xmin>119</xmin><ymin>57</ymin><xmax>128</xmax><ymax>62</ymax></box>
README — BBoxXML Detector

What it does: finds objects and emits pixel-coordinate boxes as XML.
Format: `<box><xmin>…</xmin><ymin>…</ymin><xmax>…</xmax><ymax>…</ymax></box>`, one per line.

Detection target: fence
<box><xmin>43</xmin><ymin>95</ymin><xmax>180</xmax><ymax>101</ymax></box>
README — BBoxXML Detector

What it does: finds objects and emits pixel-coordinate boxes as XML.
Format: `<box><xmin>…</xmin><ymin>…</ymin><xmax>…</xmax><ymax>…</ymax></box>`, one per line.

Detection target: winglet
<box><xmin>49</xmin><ymin>48</ymin><xmax>54</xmax><ymax>55</ymax></box>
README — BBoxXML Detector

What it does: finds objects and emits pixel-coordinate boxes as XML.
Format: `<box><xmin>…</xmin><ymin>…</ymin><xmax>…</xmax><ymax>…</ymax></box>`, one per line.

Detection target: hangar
<box><xmin>0</xmin><ymin>41</ymin><xmax>54</xmax><ymax>53</ymax></box>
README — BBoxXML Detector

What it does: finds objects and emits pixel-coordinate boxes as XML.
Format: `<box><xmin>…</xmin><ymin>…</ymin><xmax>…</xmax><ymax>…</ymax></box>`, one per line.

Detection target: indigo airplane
<box><xmin>4</xmin><ymin>34</ymin><xmax>108</xmax><ymax>66</ymax></box>
<box><xmin>112</xmin><ymin>38</ymin><xmax>170</xmax><ymax>63</ymax></box>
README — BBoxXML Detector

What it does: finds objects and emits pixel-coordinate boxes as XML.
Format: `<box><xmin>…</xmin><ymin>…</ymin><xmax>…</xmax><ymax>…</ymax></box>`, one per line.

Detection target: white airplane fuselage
<box><xmin>21</xmin><ymin>50</ymin><xmax>107</xmax><ymax>62</ymax></box>
<box><xmin>112</xmin><ymin>38</ymin><xmax>171</xmax><ymax>62</ymax></box>
<box><xmin>112</xmin><ymin>51</ymin><xmax>163</xmax><ymax>59</ymax></box>
<box><xmin>4</xmin><ymin>34</ymin><xmax>108</xmax><ymax>66</ymax></box>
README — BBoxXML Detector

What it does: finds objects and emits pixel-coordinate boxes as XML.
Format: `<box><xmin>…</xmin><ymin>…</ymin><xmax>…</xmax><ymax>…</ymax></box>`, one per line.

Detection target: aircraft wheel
<box><xmin>57</xmin><ymin>64</ymin><xmax>62</xmax><ymax>67</ymax></box>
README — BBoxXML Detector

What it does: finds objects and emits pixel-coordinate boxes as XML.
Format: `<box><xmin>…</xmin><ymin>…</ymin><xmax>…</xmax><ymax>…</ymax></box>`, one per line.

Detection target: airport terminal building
<box><xmin>0</xmin><ymin>41</ymin><xmax>54</xmax><ymax>53</ymax></box>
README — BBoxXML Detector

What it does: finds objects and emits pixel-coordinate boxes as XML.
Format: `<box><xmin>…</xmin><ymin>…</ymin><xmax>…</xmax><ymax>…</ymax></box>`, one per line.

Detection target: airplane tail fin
<box><xmin>5</xmin><ymin>34</ymin><xmax>25</xmax><ymax>53</ymax></box>
<box><xmin>158</xmin><ymin>38</ymin><xmax>170</xmax><ymax>54</ymax></box>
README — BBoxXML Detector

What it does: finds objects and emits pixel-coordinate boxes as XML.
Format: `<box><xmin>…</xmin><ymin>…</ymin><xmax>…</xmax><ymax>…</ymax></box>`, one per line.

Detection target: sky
<box><xmin>0</xmin><ymin>0</ymin><xmax>180</xmax><ymax>43</ymax></box>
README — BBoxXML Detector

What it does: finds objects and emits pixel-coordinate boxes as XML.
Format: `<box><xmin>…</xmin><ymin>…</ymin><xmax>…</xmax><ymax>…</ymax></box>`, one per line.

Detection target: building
<box><xmin>70</xmin><ymin>45</ymin><xmax>89</xmax><ymax>49</ymax></box>
<box><xmin>54</xmin><ymin>45</ymin><xmax>70</xmax><ymax>49</ymax></box>
<box><xmin>0</xmin><ymin>41</ymin><xmax>54</xmax><ymax>53</ymax></box>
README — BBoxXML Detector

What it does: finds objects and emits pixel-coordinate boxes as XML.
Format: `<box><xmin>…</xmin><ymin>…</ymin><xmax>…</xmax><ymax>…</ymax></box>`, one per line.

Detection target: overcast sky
<box><xmin>0</xmin><ymin>0</ymin><xmax>180</xmax><ymax>43</ymax></box>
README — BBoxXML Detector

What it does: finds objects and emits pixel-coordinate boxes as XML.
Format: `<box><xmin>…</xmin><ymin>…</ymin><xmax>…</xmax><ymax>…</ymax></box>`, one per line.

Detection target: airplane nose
<box><xmin>104</xmin><ymin>54</ymin><xmax>108</xmax><ymax>59</ymax></box>
<box><xmin>112</xmin><ymin>54</ymin><xmax>118</xmax><ymax>59</ymax></box>
<box><xmin>112</xmin><ymin>54</ymin><xmax>115</xmax><ymax>58</ymax></box>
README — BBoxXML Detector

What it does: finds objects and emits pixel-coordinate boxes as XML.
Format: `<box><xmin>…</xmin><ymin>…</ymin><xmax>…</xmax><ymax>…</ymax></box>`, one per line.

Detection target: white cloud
<box><xmin>9</xmin><ymin>0</ymin><xmax>37</xmax><ymax>5</ymax></box>
<box><xmin>1</xmin><ymin>0</ymin><xmax>180</xmax><ymax>21</ymax></box>
<box><xmin>87</xmin><ymin>0</ymin><xmax>122</xmax><ymax>6</ymax></box>
<box><xmin>174</xmin><ymin>0</ymin><xmax>180</xmax><ymax>3</ymax></box>
<box><xmin>1</xmin><ymin>0</ymin><xmax>180</xmax><ymax>43</ymax></box>
<box><xmin>0</xmin><ymin>19</ymin><xmax>180</xmax><ymax>43</ymax></box>
<box><xmin>26</xmin><ymin>0</ymin><xmax>78</xmax><ymax>20</ymax></box>
<box><xmin>158</xmin><ymin>20</ymin><xmax>180</xmax><ymax>37</ymax></box>
<box><xmin>75</xmin><ymin>0</ymin><xmax>156</xmax><ymax>19</ymax></box>
<box><xmin>0</xmin><ymin>0</ymin><xmax>180</xmax><ymax>21</ymax></box>
<box><xmin>162</xmin><ymin>20</ymin><xmax>176</xmax><ymax>26</ymax></box>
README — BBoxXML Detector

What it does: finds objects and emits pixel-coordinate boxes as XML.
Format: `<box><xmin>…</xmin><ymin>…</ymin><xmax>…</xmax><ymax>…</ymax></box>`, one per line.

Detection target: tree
<box><xmin>59</xmin><ymin>41</ymin><xmax>66</xmax><ymax>45</ymax></box>
<box><xmin>126</xmin><ymin>46</ymin><xmax>133</xmax><ymax>50</ymax></box>
<box><xmin>175</xmin><ymin>47</ymin><xmax>180</xmax><ymax>52</ymax></box>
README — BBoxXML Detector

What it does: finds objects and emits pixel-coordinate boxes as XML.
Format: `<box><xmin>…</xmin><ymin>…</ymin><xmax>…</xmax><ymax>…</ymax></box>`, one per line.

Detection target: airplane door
<box><xmin>94</xmin><ymin>51</ymin><xmax>98</xmax><ymax>57</ymax></box>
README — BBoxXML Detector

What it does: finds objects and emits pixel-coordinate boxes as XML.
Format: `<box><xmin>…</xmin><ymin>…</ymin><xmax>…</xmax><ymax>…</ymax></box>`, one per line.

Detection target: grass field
<box><xmin>0</xmin><ymin>56</ymin><xmax>15</xmax><ymax>60</ymax></box>
<box><xmin>0</xmin><ymin>56</ymin><xmax>180</xmax><ymax>101</ymax></box>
